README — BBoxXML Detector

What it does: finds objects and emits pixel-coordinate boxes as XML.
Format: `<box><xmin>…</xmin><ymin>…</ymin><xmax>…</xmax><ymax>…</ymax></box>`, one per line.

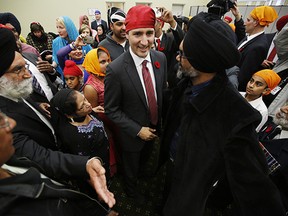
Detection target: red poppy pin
<box><xmin>154</xmin><ymin>61</ymin><xmax>160</xmax><ymax>69</ymax></box>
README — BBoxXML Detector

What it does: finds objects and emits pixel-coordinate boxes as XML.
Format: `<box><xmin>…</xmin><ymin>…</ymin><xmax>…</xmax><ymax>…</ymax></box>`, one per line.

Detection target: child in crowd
<box><xmin>240</xmin><ymin>69</ymin><xmax>281</xmax><ymax>132</ymax></box>
<box><xmin>63</xmin><ymin>60</ymin><xmax>84</xmax><ymax>92</ymax></box>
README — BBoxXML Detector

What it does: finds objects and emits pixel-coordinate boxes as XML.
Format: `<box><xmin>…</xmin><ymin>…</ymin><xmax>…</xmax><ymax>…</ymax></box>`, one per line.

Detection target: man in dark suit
<box><xmin>237</xmin><ymin>6</ymin><xmax>278</xmax><ymax>91</ymax></box>
<box><xmin>91</xmin><ymin>10</ymin><xmax>108</xmax><ymax>34</ymax></box>
<box><xmin>104</xmin><ymin>5</ymin><xmax>167</xmax><ymax>204</ymax></box>
<box><xmin>262</xmin><ymin>15</ymin><xmax>288</xmax><ymax>69</ymax></box>
<box><xmin>0</xmin><ymin>27</ymin><xmax>115</xmax><ymax>209</ymax></box>
<box><xmin>161</xmin><ymin>15</ymin><xmax>285</xmax><ymax>216</ymax></box>
<box><xmin>154</xmin><ymin>7</ymin><xmax>184</xmax><ymax>89</ymax></box>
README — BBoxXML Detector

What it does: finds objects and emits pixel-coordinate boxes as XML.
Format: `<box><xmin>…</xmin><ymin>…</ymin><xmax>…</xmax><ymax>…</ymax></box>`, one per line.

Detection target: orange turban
<box><xmin>254</xmin><ymin>69</ymin><xmax>281</xmax><ymax>94</ymax></box>
<box><xmin>82</xmin><ymin>47</ymin><xmax>110</xmax><ymax>77</ymax></box>
<box><xmin>250</xmin><ymin>6</ymin><xmax>278</xmax><ymax>27</ymax></box>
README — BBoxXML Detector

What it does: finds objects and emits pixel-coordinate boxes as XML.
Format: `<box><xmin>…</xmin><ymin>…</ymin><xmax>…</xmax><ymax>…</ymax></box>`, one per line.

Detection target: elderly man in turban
<box><xmin>0</xmin><ymin>27</ymin><xmax>116</xmax><ymax>214</ymax></box>
<box><xmin>237</xmin><ymin>6</ymin><xmax>278</xmax><ymax>91</ymax></box>
<box><xmin>160</xmin><ymin>14</ymin><xmax>285</xmax><ymax>216</ymax></box>
<box><xmin>104</xmin><ymin>5</ymin><xmax>167</xmax><ymax>205</ymax></box>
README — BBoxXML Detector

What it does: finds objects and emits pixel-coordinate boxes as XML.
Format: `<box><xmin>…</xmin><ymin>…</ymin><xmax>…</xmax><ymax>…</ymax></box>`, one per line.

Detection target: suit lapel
<box><xmin>124</xmin><ymin>52</ymin><xmax>148</xmax><ymax>109</ymax></box>
<box><xmin>150</xmin><ymin>51</ymin><xmax>162</xmax><ymax>104</ymax></box>
<box><xmin>238</xmin><ymin>33</ymin><xmax>264</xmax><ymax>52</ymax></box>
<box><xmin>1</xmin><ymin>96</ymin><xmax>49</xmax><ymax>125</ymax></box>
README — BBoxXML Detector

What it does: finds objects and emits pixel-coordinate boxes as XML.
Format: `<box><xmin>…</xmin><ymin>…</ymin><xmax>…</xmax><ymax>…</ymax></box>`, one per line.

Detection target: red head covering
<box><xmin>125</xmin><ymin>5</ymin><xmax>156</xmax><ymax>32</ymax></box>
<box><xmin>64</xmin><ymin>60</ymin><xmax>83</xmax><ymax>77</ymax></box>
<box><xmin>224</xmin><ymin>16</ymin><xmax>232</xmax><ymax>23</ymax></box>
<box><xmin>276</xmin><ymin>15</ymin><xmax>288</xmax><ymax>32</ymax></box>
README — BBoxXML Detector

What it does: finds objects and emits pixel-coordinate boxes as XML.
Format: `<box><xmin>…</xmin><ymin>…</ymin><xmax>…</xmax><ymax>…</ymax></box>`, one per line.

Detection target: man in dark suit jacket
<box><xmin>0</xmin><ymin>27</ymin><xmax>115</xmax><ymax>208</ymax></box>
<box><xmin>154</xmin><ymin>7</ymin><xmax>184</xmax><ymax>89</ymax></box>
<box><xmin>104</xmin><ymin>5</ymin><xmax>167</xmax><ymax>203</ymax></box>
<box><xmin>91</xmin><ymin>10</ymin><xmax>108</xmax><ymax>34</ymax></box>
<box><xmin>237</xmin><ymin>6</ymin><xmax>278</xmax><ymax>91</ymax></box>
<box><xmin>0</xmin><ymin>111</ymin><xmax>116</xmax><ymax>216</ymax></box>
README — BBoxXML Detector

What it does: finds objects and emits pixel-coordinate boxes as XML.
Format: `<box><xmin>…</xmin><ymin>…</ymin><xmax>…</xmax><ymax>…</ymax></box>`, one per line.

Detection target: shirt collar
<box><xmin>129</xmin><ymin>47</ymin><xmax>152</xmax><ymax>67</ymax></box>
<box><xmin>155</xmin><ymin>33</ymin><xmax>163</xmax><ymax>42</ymax></box>
<box><xmin>247</xmin><ymin>31</ymin><xmax>264</xmax><ymax>41</ymax></box>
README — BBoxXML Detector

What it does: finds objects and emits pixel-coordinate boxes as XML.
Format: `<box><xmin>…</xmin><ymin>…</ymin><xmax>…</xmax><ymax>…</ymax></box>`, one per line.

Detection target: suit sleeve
<box><xmin>13</xmin><ymin>132</ymin><xmax>89</xmax><ymax>180</ymax></box>
<box><xmin>171</xmin><ymin>24</ymin><xmax>185</xmax><ymax>50</ymax></box>
<box><xmin>224</xmin><ymin>125</ymin><xmax>286</xmax><ymax>215</ymax></box>
<box><xmin>104</xmin><ymin>65</ymin><xmax>142</xmax><ymax>137</ymax></box>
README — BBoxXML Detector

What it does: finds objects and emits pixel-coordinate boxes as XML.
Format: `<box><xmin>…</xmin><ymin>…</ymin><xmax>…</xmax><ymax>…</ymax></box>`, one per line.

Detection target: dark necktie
<box><xmin>267</xmin><ymin>46</ymin><xmax>277</xmax><ymax>62</ymax></box>
<box><xmin>142</xmin><ymin>60</ymin><xmax>158</xmax><ymax>125</ymax></box>
<box><xmin>32</xmin><ymin>76</ymin><xmax>46</xmax><ymax>96</ymax></box>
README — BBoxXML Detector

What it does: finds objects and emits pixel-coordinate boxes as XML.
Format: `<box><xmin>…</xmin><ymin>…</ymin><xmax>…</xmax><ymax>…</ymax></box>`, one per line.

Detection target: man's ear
<box><xmin>109</xmin><ymin>23</ymin><xmax>113</xmax><ymax>30</ymax></box>
<box><xmin>263</xmin><ymin>87</ymin><xmax>271</xmax><ymax>95</ymax></box>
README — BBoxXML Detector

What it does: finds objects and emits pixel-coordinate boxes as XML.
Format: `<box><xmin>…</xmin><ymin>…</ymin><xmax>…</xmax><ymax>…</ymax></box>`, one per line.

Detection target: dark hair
<box><xmin>97</xmin><ymin>24</ymin><xmax>104</xmax><ymax>33</ymax></box>
<box><xmin>51</xmin><ymin>89</ymin><xmax>78</xmax><ymax>116</ymax></box>
<box><xmin>97</xmin><ymin>48</ymin><xmax>108</xmax><ymax>58</ymax></box>
<box><xmin>30</xmin><ymin>22</ymin><xmax>44</xmax><ymax>33</ymax></box>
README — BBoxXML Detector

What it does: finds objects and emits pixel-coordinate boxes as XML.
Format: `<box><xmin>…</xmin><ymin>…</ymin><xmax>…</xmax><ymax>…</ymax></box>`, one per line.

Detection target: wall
<box><xmin>0</xmin><ymin>0</ymin><xmax>206</xmax><ymax>37</ymax></box>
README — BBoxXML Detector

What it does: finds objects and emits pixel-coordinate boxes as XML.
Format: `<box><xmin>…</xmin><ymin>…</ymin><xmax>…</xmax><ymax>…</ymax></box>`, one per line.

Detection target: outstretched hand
<box><xmin>86</xmin><ymin>158</ymin><xmax>116</xmax><ymax>208</ymax></box>
<box><xmin>93</xmin><ymin>105</ymin><xmax>105</xmax><ymax>113</ymax></box>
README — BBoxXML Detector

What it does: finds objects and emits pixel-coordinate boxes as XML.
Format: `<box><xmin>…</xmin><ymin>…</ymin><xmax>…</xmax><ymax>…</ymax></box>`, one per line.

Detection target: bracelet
<box><xmin>49</xmin><ymin>67</ymin><xmax>57</xmax><ymax>75</ymax></box>
<box><xmin>70</xmin><ymin>42</ymin><xmax>76</xmax><ymax>49</ymax></box>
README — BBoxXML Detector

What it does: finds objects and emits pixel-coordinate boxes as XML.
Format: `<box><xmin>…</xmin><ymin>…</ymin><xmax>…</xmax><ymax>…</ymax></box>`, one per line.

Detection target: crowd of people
<box><xmin>0</xmin><ymin>3</ymin><xmax>288</xmax><ymax>216</ymax></box>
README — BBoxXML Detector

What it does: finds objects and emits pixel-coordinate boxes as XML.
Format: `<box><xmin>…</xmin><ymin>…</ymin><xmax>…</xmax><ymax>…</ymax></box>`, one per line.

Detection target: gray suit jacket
<box><xmin>104</xmin><ymin>50</ymin><xmax>167</xmax><ymax>151</ymax></box>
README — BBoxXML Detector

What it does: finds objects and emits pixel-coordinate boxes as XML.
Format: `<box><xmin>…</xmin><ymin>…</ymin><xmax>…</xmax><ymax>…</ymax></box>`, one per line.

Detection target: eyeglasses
<box><xmin>0</xmin><ymin>112</ymin><xmax>10</xmax><ymax>129</ymax></box>
<box><xmin>6</xmin><ymin>62</ymin><xmax>30</xmax><ymax>76</ymax></box>
<box><xmin>177</xmin><ymin>50</ymin><xmax>190</xmax><ymax>60</ymax></box>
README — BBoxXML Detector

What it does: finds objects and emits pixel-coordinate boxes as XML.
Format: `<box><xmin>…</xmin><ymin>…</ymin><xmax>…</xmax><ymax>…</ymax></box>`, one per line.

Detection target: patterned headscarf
<box><xmin>82</xmin><ymin>47</ymin><xmax>110</xmax><ymax>77</ymax></box>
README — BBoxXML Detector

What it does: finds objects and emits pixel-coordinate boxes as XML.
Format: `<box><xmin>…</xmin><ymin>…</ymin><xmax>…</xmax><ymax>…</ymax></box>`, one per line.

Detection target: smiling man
<box><xmin>104</xmin><ymin>5</ymin><xmax>167</xmax><ymax>205</ymax></box>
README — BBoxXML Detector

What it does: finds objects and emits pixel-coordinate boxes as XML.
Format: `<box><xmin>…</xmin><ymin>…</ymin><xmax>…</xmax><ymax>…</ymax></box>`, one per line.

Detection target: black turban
<box><xmin>0</xmin><ymin>27</ymin><xmax>18</xmax><ymax>77</ymax></box>
<box><xmin>183</xmin><ymin>16</ymin><xmax>240</xmax><ymax>73</ymax></box>
<box><xmin>0</xmin><ymin>12</ymin><xmax>21</xmax><ymax>35</ymax></box>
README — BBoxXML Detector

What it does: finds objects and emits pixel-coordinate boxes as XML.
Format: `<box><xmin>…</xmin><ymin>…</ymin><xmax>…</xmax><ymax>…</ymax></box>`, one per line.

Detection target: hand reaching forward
<box><xmin>86</xmin><ymin>158</ymin><xmax>116</xmax><ymax>208</ymax></box>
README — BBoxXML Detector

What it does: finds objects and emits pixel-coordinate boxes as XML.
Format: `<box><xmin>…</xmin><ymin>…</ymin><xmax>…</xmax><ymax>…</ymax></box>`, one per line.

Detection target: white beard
<box><xmin>273</xmin><ymin>110</ymin><xmax>288</xmax><ymax>129</ymax></box>
<box><xmin>0</xmin><ymin>76</ymin><xmax>33</xmax><ymax>100</ymax></box>
<box><xmin>177</xmin><ymin>64</ymin><xmax>199</xmax><ymax>79</ymax></box>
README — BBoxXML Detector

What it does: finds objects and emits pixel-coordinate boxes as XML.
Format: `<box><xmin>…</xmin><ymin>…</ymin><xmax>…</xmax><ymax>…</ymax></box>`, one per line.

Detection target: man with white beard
<box><xmin>273</xmin><ymin>105</ymin><xmax>288</xmax><ymax>138</ymax></box>
<box><xmin>0</xmin><ymin>27</ymin><xmax>115</xmax><ymax>211</ymax></box>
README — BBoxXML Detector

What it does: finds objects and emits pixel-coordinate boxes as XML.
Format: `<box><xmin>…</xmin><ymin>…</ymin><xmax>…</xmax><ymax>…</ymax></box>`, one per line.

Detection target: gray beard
<box><xmin>177</xmin><ymin>64</ymin><xmax>199</xmax><ymax>79</ymax></box>
<box><xmin>0</xmin><ymin>76</ymin><xmax>33</xmax><ymax>101</ymax></box>
<box><xmin>273</xmin><ymin>110</ymin><xmax>288</xmax><ymax>129</ymax></box>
